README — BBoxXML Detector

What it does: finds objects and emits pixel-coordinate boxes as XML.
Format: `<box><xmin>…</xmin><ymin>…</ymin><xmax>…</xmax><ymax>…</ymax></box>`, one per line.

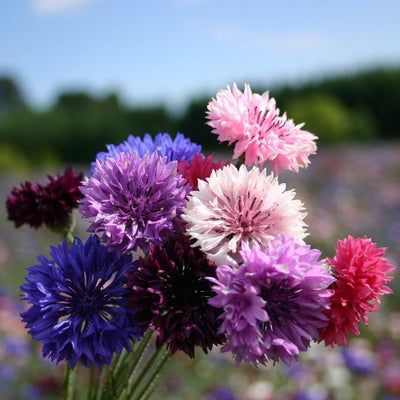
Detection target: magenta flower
<box><xmin>182</xmin><ymin>164</ymin><xmax>307</xmax><ymax>266</ymax></box>
<box><xmin>320</xmin><ymin>236</ymin><xmax>395</xmax><ymax>346</ymax></box>
<box><xmin>209</xmin><ymin>236</ymin><xmax>335</xmax><ymax>365</ymax></box>
<box><xmin>80</xmin><ymin>152</ymin><xmax>188</xmax><ymax>254</ymax></box>
<box><xmin>207</xmin><ymin>84</ymin><xmax>317</xmax><ymax>173</ymax></box>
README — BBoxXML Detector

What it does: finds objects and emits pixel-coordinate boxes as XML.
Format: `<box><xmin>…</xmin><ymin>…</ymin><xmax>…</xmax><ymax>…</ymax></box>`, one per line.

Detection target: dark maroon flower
<box><xmin>40</xmin><ymin>168</ymin><xmax>84</xmax><ymax>230</ymax></box>
<box><xmin>6</xmin><ymin>168</ymin><xmax>83</xmax><ymax>231</ymax></box>
<box><xmin>129</xmin><ymin>235</ymin><xmax>224</xmax><ymax>357</ymax></box>
<box><xmin>177</xmin><ymin>154</ymin><xmax>228</xmax><ymax>190</ymax></box>
<box><xmin>6</xmin><ymin>181</ymin><xmax>43</xmax><ymax>228</ymax></box>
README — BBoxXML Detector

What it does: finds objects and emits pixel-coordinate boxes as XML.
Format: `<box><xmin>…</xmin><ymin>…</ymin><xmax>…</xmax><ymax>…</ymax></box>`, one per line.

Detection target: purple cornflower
<box><xmin>294</xmin><ymin>388</ymin><xmax>328</xmax><ymax>400</ymax></box>
<box><xmin>209</xmin><ymin>235</ymin><xmax>335</xmax><ymax>365</ymax></box>
<box><xmin>206</xmin><ymin>387</ymin><xmax>237</xmax><ymax>400</ymax></box>
<box><xmin>91</xmin><ymin>132</ymin><xmax>201</xmax><ymax>175</ymax></box>
<box><xmin>342</xmin><ymin>347</ymin><xmax>376</xmax><ymax>375</ymax></box>
<box><xmin>80</xmin><ymin>152</ymin><xmax>188</xmax><ymax>254</ymax></box>
<box><xmin>3</xmin><ymin>337</ymin><xmax>29</xmax><ymax>357</ymax></box>
<box><xmin>21</xmin><ymin>236</ymin><xmax>143</xmax><ymax>368</ymax></box>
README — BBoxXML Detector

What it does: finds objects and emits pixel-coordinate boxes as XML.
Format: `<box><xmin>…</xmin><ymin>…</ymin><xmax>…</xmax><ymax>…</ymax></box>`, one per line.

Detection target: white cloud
<box><xmin>32</xmin><ymin>0</ymin><xmax>96</xmax><ymax>15</ymax></box>
<box><xmin>207</xmin><ymin>23</ymin><xmax>327</xmax><ymax>52</ymax></box>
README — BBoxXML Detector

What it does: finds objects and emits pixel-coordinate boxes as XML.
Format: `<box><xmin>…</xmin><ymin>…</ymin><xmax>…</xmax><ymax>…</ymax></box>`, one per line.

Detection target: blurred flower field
<box><xmin>0</xmin><ymin>144</ymin><xmax>399</xmax><ymax>400</ymax></box>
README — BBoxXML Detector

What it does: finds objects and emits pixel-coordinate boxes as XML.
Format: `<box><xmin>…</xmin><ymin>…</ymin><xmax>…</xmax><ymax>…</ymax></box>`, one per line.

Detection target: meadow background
<box><xmin>1</xmin><ymin>1</ymin><xmax>400</xmax><ymax>399</ymax></box>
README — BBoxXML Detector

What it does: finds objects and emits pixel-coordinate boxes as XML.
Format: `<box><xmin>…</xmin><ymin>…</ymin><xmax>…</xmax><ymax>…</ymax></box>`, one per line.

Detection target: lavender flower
<box><xmin>80</xmin><ymin>152</ymin><xmax>188</xmax><ymax>254</ymax></box>
<box><xmin>209</xmin><ymin>235</ymin><xmax>334</xmax><ymax>365</ymax></box>
<box><xmin>342</xmin><ymin>348</ymin><xmax>376</xmax><ymax>375</ymax></box>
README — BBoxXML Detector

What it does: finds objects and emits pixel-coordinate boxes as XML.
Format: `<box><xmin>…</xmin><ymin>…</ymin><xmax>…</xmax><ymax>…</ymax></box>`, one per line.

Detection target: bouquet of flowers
<box><xmin>6</xmin><ymin>84</ymin><xmax>396</xmax><ymax>400</ymax></box>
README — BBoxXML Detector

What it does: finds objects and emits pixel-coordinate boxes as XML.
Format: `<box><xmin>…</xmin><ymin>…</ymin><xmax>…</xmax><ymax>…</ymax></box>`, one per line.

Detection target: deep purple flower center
<box><xmin>260</xmin><ymin>280</ymin><xmax>301</xmax><ymax>327</ymax></box>
<box><xmin>164</xmin><ymin>267</ymin><xmax>212</xmax><ymax>312</ymax></box>
<box><xmin>59</xmin><ymin>280</ymin><xmax>119</xmax><ymax>324</ymax></box>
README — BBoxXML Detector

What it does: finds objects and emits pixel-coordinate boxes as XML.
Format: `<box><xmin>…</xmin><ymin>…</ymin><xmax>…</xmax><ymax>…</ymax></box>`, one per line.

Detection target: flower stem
<box><xmin>118</xmin><ymin>331</ymin><xmax>153</xmax><ymax>400</ymax></box>
<box><xmin>132</xmin><ymin>349</ymin><xmax>170</xmax><ymax>400</ymax></box>
<box><xmin>65</xmin><ymin>230</ymin><xmax>74</xmax><ymax>244</ymax></box>
<box><xmin>95</xmin><ymin>367</ymin><xmax>108</xmax><ymax>400</ymax></box>
<box><xmin>87</xmin><ymin>368</ymin><xmax>95</xmax><ymax>400</ymax></box>
<box><xmin>64</xmin><ymin>366</ymin><xmax>76</xmax><ymax>400</ymax></box>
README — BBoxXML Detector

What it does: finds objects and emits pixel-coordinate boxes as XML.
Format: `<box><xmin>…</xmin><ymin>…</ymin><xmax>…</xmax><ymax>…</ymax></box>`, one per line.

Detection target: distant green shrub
<box><xmin>286</xmin><ymin>94</ymin><xmax>377</xmax><ymax>144</ymax></box>
<box><xmin>0</xmin><ymin>145</ymin><xmax>30</xmax><ymax>172</ymax></box>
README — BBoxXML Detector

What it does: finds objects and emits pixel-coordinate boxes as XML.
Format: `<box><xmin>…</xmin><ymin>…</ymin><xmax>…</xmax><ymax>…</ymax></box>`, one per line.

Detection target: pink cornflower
<box><xmin>320</xmin><ymin>236</ymin><xmax>395</xmax><ymax>346</ymax></box>
<box><xmin>182</xmin><ymin>164</ymin><xmax>307</xmax><ymax>266</ymax></box>
<box><xmin>206</xmin><ymin>84</ymin><xmax>317</xmax><ymax>173</ymax></box>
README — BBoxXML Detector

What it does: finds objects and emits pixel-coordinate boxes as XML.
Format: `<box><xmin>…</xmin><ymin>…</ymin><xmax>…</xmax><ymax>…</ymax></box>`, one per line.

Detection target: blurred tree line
<box><xmin>0</xmin><ymin>66</ymin><xmax>399</xmax><ymax>169</ymax></box>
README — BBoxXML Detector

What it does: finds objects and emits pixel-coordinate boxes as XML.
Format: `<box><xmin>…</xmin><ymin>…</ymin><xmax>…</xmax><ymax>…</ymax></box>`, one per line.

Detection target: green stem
<box><xmin>118</xmin><ymin>332</ymin><xmax>153</xmax><ymax>400</ymax></box>
<box><xmin>87</xmin><ymin>368</ymin><xmax>95</xmax><ymax>400</ymax></box>
<box><xmin>113</xmin><ymin>349</ymin><xmax>129</xmax><ymax>381</ymax></box>
<box><xmin>64</xmin><ymin>366</ymin><xmax>76</xmax><ymax>400</ymax></box>
<box><xmin>65</xmin><ymin>230</ymin><xmax>74</xmax><ymax>244</ymax></box>
<box><xmin>127</xmin><ymin>347</ymin><xmax>162</xmax><ymax>399</ymax></box>
<box><xmin>109</xmin><ymin>349</ymin><xmax>130</xmax><ymax>396</ymax></box>
<box><xmin>140</xmin><ymin>385</ymin><xmax>157</xmax><ymax>400</ymax></box>
<box><xmin>95</xmin><ymin>367</ymin><xmax>108</xmax><ymax>400</ymax></box>
<box><xmin>133</xmin><ymin>350</ymin><xmax>170</xmax><ymax>400</ymax></box>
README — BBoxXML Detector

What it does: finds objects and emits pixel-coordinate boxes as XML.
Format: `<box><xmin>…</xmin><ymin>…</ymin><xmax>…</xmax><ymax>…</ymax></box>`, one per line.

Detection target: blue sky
<box><xmin>1</xmin><ymin>0</ymin><xmax>400</xmax><ymax>109</ymax></box>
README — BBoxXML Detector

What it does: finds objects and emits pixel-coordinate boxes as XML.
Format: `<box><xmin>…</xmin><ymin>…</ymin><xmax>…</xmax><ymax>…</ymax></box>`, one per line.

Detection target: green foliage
<box><xmin>180</xmin><ymin>98</ymin><xmax>219</xmax><ymax>150</ymax></box>
<box><xmin>0</xmin><ymin>145</ymin><xmax>30</xmax><ymax>172</ymax></box>
<box><xmin>286</xmin><ymin>94</ymin><xmax>377</xmax><ymax>144</ymax></box>
<box><xmin>0</xmin><ymin>76</ymin><xmax>26</xmax><ymax>115</ymax></box>
<box><xmin>273</xmin><ymin>67</ymin><xmax>400</xmax><ymax>140</ymax></box>
<box><xmin>0</xmin><ymin>66</ymin><xmax>399</xmax><ymax>167</ymax></box>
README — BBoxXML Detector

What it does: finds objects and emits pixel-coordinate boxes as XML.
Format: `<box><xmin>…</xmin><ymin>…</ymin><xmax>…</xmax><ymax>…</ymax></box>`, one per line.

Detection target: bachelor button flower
<box><xmin>39</xmin><ymin>168</ymin><xmax>84</xmax><ymax>230</ymax></box>
<box><xmin>128</xmin><ymin>235</ymin><xmax>224</xmax><ymax>358</ymax></box>
<box><xmin>320</xmin><ymin>236</ymin><xmax>395</xmax><ymax>347</ymax></box>
<box><xmin>6</xmin><ymin>168</ymin><xmax>83</xmax><ymax>232</ymax></box>
<box><xmin>91</xmin><ymin>132</ymin><xmax>201</xmax><ymax>174</ymax></box>
<box><xmin>341</xmin><ymin>347</ymin><xmax>376</xmax><ymax>375</ymax></box>
<box><xmin>182</xmin><ymin>164</ymin><xmax>307</xmax><ymax>266</ymax></box>
<box><xmin>206</xmin><ymin>84</ymin><xmax>317</xmax><ymax>173</ymax></box>
<box><xmin>6</xmin><ymin>181</ymin><xmax>43</xmax><ymax>228</ymax></box>
<box><xmin>177</xmin><ymin>154</ymin><xmax>228</xmax><ymax>190</ymax></box>
<box><xmin>209</xmin><ymin>236</ymin><xmax>334</xmax><ymax>365</ymax></box>
<box><xmin>80</xmin><ymin>152</ymin><xmax>188</xmax><ymax>254</ymax></box>
<box><xmin>20</xmin><ymin>235</ymin><xmax>142</xmax><ymax>368</ymax></box>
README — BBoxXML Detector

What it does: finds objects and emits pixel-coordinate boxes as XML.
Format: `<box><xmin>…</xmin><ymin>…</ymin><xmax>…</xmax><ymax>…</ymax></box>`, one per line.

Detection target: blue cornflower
<box><xmin>90</xmin><ymin>132</ymin><xmax>202</xmax><ymax>175</ymax></box>
<box><xmin>21</xmin><ymin>235</ymin><xmax>143</xmax><ymax>368</ymax></box>
<box><xmin>341</xmin><ymin>348</ymin><xmax>376</xmax><ymax>375</ymax></box>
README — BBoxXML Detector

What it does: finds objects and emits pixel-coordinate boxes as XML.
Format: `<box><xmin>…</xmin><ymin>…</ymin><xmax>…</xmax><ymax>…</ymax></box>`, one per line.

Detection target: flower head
<box><xmin>128</xmin><ymin>235</ymin><xmax>224</xmax><ymax>357</ymax></box>
<box><xmin>6</xmin><ymin>168</ymin><xmax>83</xmax><ymax>231</ymax></box>
<box><xmin>178</xmin><ymin>154</ymin><xmax>228</xmax><ymax>190</ymax></box>
<box><xmin>91</xmin><ymin>132</ymin><xmax>201</xmax><ymax>174</ymax></box>
<box><xmin>207</xmin><ymin>84</ymin><xmax>317</xmax><ymax>173</ymax></box>
<box><xmin>6</xmin><ymin>181</ymin><xmax>43</xmax><ymax>228</ymax></box>
<box><xmin>21</xmin><ymin>236</ymin><xmax>142</xmax><ymax>368</ymax></box>
<box><xmin>320</xmin><ymin>236</ymin><xmax>395</xmax><ymax>346</ymax></box>
<box><xmin>182</xmin><ymin>164</ymin><xmax>307</xmax><ymax>266</ymax></box>
<box><xmin>80</xmin><ymin>152</ymin><xmax>188</xmax><ymax>254</ymax></box>
<box><xmin>40</xmin><ymin>168</ymin><xmax>84</xmax><ymax>230</ymax></box>
<box><xmin>341</xmin><ymin>347</ymin><xmax>376</xmax><ymax>375</ymax></box>
<box><xmin>209</xmin><ymin>236</ymin><xmax>334</xmax><ymax>365</ymax></box>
